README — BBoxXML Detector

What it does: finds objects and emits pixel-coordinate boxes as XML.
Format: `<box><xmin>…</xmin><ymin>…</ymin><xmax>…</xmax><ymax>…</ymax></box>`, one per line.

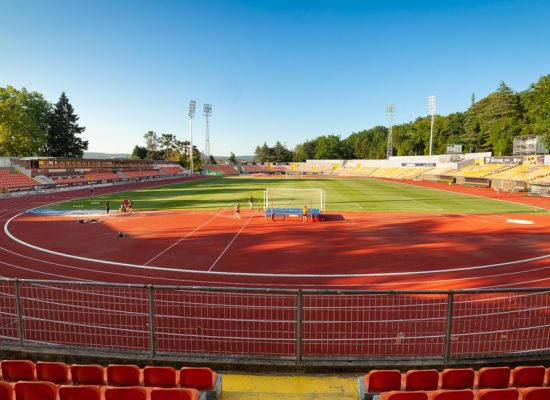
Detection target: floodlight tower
<box><xmin>428</xmin><ymin>95</ymin><xmax>436</xmax><ymax>156</ymax></box>
<box><xmin>204</xmin><ymin>104</ymin><xmax>212</xmax><ymax>163</ymax></box>
<box><xmin>188</xmin><ymin>100</ymin><xmax>196</xmax><ymax>176</ymax></box>
<box><xmin>386</xmin><ymin>104</ymin><xmax>395</xmax><ymax>159</ymax></box>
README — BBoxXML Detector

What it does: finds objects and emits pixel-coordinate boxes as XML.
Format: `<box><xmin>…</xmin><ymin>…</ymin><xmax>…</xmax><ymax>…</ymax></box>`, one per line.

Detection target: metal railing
<box><xmin>1</xmin><ymin>278</ymin><xmax>549</xmax><ymax>363</ymax></box>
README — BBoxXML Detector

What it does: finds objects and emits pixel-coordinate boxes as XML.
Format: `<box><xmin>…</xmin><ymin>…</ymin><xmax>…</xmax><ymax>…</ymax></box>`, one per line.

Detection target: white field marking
<box><xmin>143</xmin><ymin>210</ymin><xmax>225</xmax><ymax>265</ymax></box>
<box><xmin>506</xmin><ymin>219</ymin><xmax>534</xmax><ymax>225</ymax></box>
<box><xmin>0</xmin><ymin>260</ymin><xmax>98</xmax><ymax>282</ymax></box>
<box><xmin>374</xmin><ymin>177</ymin><xmax>548</xmax><ymax>212</ymax></box>
<box><xmin>352</xmin><ymin>202</ymin><xmax>363</xmax><ymax>209</ymax></box>
<box><xmin>208</xmin><ymin>210</ymin><xmax>258</xmax><ymax>272</ymax></box>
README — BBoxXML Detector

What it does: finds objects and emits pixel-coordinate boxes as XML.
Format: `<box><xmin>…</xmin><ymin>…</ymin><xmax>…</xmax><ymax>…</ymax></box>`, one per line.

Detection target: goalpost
<box><xmin>263</xmin><ymin>188</ymin><xmax>326</xmax><ymax>212</ymax></box>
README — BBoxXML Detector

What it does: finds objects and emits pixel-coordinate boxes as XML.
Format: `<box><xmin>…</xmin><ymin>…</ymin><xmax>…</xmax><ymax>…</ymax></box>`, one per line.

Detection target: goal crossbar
<box><xmin>263</xmin><ymin>188</ymin><xmax>325</xmax><ymax>211</ymax></box>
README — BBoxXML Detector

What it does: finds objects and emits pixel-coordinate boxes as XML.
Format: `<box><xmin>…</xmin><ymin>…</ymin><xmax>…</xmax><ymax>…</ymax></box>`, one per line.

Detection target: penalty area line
<box><xmin>143</xmin><ymin>209</ymin><xmax>225</xmax><ymax>266</ymax></box>
<box><xmin>208</xmin><ymin>210</ymin><xmax>258</xmax><ymax>272</ymax></box>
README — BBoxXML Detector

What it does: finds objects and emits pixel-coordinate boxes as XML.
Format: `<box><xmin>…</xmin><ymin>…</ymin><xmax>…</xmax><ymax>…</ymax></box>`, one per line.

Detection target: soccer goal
<box><xmin>263</xmin><ymin>188</ymin><xmax>325</xmax><ymax>212</ymax></box>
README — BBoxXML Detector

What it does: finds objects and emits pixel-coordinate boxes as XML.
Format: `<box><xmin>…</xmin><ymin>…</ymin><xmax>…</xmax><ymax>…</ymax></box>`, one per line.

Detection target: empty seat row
<box><xmin>360</xmin><ymin>366</ymin><xmax>550</xmax><ymax>397</ymax></box>
<box><xmin>0</xmin><ymin>381</ymin><xmax>203</xmax><ymax>400</ymax></box>
<box><xmin>0</xmin><ymin>361</ymin><xmax>219</xmax><ymax>392</ymax></box>
<box><xmin>378</xmin><ymin>387</ymin><xmax>550</xmax><ymax>400</ymax></box>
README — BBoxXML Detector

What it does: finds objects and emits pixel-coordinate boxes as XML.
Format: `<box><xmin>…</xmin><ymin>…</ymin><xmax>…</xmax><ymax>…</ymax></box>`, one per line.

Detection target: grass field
<box><xmin>43</xmin><ymin>176</ymin><xmax>545</xmax><ymax>214</ymax></box>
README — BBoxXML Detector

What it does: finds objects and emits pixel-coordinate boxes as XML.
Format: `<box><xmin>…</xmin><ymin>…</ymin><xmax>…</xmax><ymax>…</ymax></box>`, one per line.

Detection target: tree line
<box><xmin>0</xmin><ymin>86</ymin><xmax>87</xmax><ymax>157</ymax></box>
<box><xmin>254</xmin><ymin>75</ymin><xmax>550</xmax><ymax>162</ymax></box>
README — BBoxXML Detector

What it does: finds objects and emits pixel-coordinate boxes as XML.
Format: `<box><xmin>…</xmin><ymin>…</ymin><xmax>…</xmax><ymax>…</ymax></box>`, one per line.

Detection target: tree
<box><xmin>144</xmin><ymin>131</ymin><xmax>161</xmax><ymax>159</ymax></box>
<box><xmin>47</xmin><ymin>92</ymin><xmax>88</xmax><ymax>157</ymax></box>
<box><xmin>520</xmin><ymin>74</ymin><xmax>550</xmax><ymax>146</ymax></box>
<box><xmin>0</xmin><ymin>86</ymin><xmax>51</xmax><ymax>156</ymax></box>
<box><xmin>229</xmin><ymin>152</ymin><xmax>237</xmax><ymax>163</ymax></box>
<box><xmin>131</xmin><ymin>145</ymin><xmax>147</xmax><ymax>159</ymax></box>
<box><xmin>208</xmin><ymin>154</ymin><xmax>217</xmax><ymax>164</ymax></box>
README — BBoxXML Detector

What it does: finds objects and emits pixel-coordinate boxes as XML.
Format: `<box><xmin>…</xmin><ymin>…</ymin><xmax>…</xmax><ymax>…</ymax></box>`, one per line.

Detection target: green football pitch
<box><xmin>43</xmin><ymin>176</ymin><xmax>545</xmax><ymax>214</ymax></box>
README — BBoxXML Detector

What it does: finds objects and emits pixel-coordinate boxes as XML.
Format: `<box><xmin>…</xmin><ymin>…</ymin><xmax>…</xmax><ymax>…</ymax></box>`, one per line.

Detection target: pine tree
<box><xmin>47</xmin><ymin>92</ymin><xmax>88</xmax><ymax>157</ymax></box>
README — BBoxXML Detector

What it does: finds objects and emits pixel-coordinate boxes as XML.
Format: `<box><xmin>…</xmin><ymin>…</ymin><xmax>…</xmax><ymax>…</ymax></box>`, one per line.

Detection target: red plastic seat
<box><xmin>0</xmin><ymin>360</ymin><xmax>35</xmax><ymax>382</ymax></box>
<box><xmin>512</xmin><ymin>366</ymin><xmax>545</xmax><ymax>388</ymax></box>
<box><xmin>521</xmin><ymin>387</ymin><xmax>550</xmax><ymax>400</ymax></box>
<box><xmin>0</xmin><ymin>382</ymin><xmax>13</xmax><ymax>400</ymax></box>
<box><xmin>70</xmin><ymin>364</ymin><xmax>105</xmax><ymax>385</ymax></box>
<box><xmin>478</xmin><ymin>388</ymin><xmax>520</xmax><ymax>400</ymax></box>
<box><xmin>36</xmin><ymin>361</ymin><xmax>69</xmax><ymax>384</ymax></box>
<box><xmin>477</xmin><ymin>367</ymin><xmax>511</xmax><ymax>389</ymax></box>
<box><xmin>150</xmin><ymin>388</ymin><xmax>200</xmax><ymax>400</ymax></box>
<box><xmin>441</xmin><ymin>369</ymin><xmax>475</xmax><ymax>390</ymax></box>
<box><xmin>431</xmin><ymin>389</ymin><xmax>474</xmax><ymax>400</ymax></box>
<box><xmin>179</xmin><ymin>367</ymin><xmax>217</xmax><ymax>390</ymax></box>
<box><xmin>104</xmin><ymin>387</ymin><xmax>147</xmax><ymax>400</ymax></box>
<box><xmin>363</xmin><ymin>370</ymin><xmax>402</xmax><ymax>393</ymax></box>
<box><xmin>14</xmin><ymin>381</ymin><xmax>57</xmax><ymax>400</ymax></box>
<box><xmin>107</xmin><ymin>364</ymin><xmax>141</xmax><ymax>386</ymax></box>
<box><xmin>380</xmin><ymin>391</ymin><xmax>429</xmax><ymax>400</ymax></box>
<box><xmin>144</xmin><ymin>366</ymin><xmax>177</xmax><ymax>388</ymax></box>
<box><xmin>58</xmin><ymin>385</ymin><xmax>101</xmax><ymax>400</ymax></box>
<box><xmin>404</xmin><ymin>369</ymin><xmax>439</xmax><ymax>391</ymax></box>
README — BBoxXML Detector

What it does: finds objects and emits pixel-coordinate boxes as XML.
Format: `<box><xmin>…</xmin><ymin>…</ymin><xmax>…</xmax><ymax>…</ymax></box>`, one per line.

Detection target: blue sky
<box><xmin>1</xmin><ymin>0</ymin><xmax>549</xmax><ymax>156</ymax></box>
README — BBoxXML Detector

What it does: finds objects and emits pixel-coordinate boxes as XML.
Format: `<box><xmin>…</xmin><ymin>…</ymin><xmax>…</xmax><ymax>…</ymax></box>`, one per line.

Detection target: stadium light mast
<box><xmin>386</xmin><ymin>104</ymin><xmax>395</xmax><ymax>159</ymax></box>
<box><xmin>188</xmin><ymin>100</ymin><xmax>196</xmax><ymax>176</ymax></box>
<box><xmin>428</xmin><ymin>95</ymin><xmax>436</xmax><ymax>156</ymax></box>
<box><xmin>204</xmin><ymin>104</ymin><xmax>212</xmax><ymax>163</ymax></box>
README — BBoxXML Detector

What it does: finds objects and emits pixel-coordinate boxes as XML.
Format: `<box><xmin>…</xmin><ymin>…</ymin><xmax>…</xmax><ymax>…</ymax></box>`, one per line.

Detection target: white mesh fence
<box><xmin>0</xmin><ymin>281</ymin><xmax>18</xmax><ymax>343</ymax></box>
<box><xmin>264</xmin><ymin>188</ymin><xmax>325</xmax><ymax>210</ymax></box>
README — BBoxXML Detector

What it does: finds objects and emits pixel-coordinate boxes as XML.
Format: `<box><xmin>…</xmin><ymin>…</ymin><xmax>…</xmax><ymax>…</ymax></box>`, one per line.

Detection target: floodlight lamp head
<box><xmin>189</xmin><ymin>100</ymin><xmax>196</xmax><ymax>119</ymax></box>
<box><xmin>386</xmin><ymin>104</ymin><xmax>395</xmax><ymax>116</ymax></box>
<box><xmin>428</xmin><ymin>96</ymin><xmax>436</xmax><ymax>115</ymax></box>
<box><xmin>204</xmin><ymin>103</ymin><xmax>212</xmax><ymax>117</ymax></box>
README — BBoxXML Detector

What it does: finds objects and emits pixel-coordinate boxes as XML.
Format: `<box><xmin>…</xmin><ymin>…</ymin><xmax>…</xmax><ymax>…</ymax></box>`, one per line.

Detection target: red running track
<box><xmin>2</xmin><ymin>177</ymin><xmax>550</xmax><ymax>289</ymax></box>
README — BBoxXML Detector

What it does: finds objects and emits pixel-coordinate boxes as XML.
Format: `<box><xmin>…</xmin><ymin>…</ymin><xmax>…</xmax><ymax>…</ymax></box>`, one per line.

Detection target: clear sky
<box><xmin>1</xmin><ymin>0</ymin><xmax>549</xmax><ymax>156</ymax></box>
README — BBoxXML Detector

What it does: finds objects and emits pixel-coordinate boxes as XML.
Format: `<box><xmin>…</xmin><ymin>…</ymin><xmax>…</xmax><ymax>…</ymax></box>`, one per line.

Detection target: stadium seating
<box><xmin>511</xmin><ymin>366</ymin><xmax>546</xmax><ymax>387</ymax></box>
<box><xmin>521</xmin><ymin>387</ymin><xmax>550</xmax><ymax>400</ymax></box>
<box><xmin>179</xmin><ymin>368</ymin><xmax>217</xmax><ymax>390</ymax></box>
<box><xmin>70</xmin><ymin>364</ymin><xmax>105</xmax><ymax>385</ymax></box>
<box><xmin>106</xmin><ymin>364</ymin><xmax>141</xmax><ymax>386</ymax></box>
<box><xmin>380</xmin><ymin>391</ymin><xmax>429</xmax><ymax>400</ymax></box>
<box><xmin>404</xmin><ymin>370</ymin><xmax>440</xmax><ymax>391</ymax></box>
<box><xmin>150</xmin><ymin>388</ymin><xmax>200</xmax><ymax>400</ymax></box>
<box><xmin>477</xmin><ymin>366</ymin><xmax>511</xmax><ymax>389</ymax></box>
<box><xmin>58</xmin><ymin>385</ymin><xmax>102</xmax><ymax>400</ymax></box>
<box><xmin>159</xmin><ymin>166</ymin><xmax>184</xmax><ymax>175</ymax></box>
<box><xmin>431</xmin><ymin>389</ymin><xmax>474</xmax><ymax>400</ymax></box>
<box><xmin>104</xmin><ymin>386</ymin><xmax>147</xmax><ymax>400</ymax></box>
<box><xmin>363</xmin><ymin>369</ymin><xmax>402</xmax><ymax>393</ymax></box>
<box><xmin>0</xmin><ymin>360</ymin><xmax>35</xmax><ymax>381</ymax></box>
<box><xmin>477</xmin><ymin>388</ymin><xmax>520</xmax><ymax>400</ymax></box>
<box><xmin>0</xmin><ymin>170</ymin><xmax>38</xmax><ymax>189</ymax></box>
<box><xmin>86</xmin><ymin>172</ymin><xmax>120</xmax><ymax>181</ymax></box>
<box><xmin>14</xmin><ymin>381</ymin><xmax>57</xmax><ymax>400</ymax></box>
<box><xmin>123</xmin><ymin>170</ymin><xmax>160</xmax><ymax>179</ymax></box>
<box><xmin>143</xmin><ymin>366</ymin><xmax>177</xmax><ymax>388</ymax></box>
<box><xmin>0</xmin><ymin>382</ymin><xmax>13</xmax><ymax>400</ymax></box>
<box><xmin>440</xmin><ymin>368</ymin><xmax>475</xmax><ymax>390</ymax></box>
<box><xmin>36</xmin><ymin>361</ymin><xmax>70</xmax><ymax>384</ymax></box>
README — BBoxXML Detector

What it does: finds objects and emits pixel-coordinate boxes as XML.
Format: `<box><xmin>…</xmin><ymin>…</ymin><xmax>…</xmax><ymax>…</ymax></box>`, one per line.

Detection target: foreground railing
<box><xmin>0</xmin><ymin>279</ymin><xmax>549</xmax><ymax>363</ymax></box>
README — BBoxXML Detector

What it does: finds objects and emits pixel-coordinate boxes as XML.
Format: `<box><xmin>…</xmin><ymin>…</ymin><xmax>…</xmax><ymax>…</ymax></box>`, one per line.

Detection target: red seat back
<box><xmin>478</xmin><ymin>388</ymin><xmax>519</xmax><ymax>400</ymax></box>
<box><xmin>71</xmin><ymin>364</ymin><xmax>105</xmax><ymax>385</ymax></box>
<box><xmin>0</xmin><ymin>382</ymin><xmax>14</xmax><ymax>400</ymax></box>
<box><xmin>432</xmin><ymin>389</ymin><xmax>474</xmax><ymax>400</ymax></box>
<box><xmin>150</xmin><ymin>388</ymin><xmax>200</xmax><ymax>400</ymax></box>
<box><xmin>107</xmin><ymin>364</ymin><xmax>141</xmax><ymax>387</ymax></box>
<box><xmin>14</xmin><ymin>381</ymin><xmax>57</xmax><ymax>400</ymax></box>
<box><xmin>404</xmin><ymin>369</ymin><xmax>439</xmax><ymax>391</ymax></box>
<box><xmin>58</xmin><ymin>385</ymin><xmax>102</xmax><ymax>400</ymax></box>
<box><xmin>104</xmin><ymin>387</ymin><xmax>147</xmax><ymax>400</ymax></box>
<box><xmin>441</xmin><ymin>369</ymin><xmax>474</xmax><ymax>390</ymax></box>
<box><xmin>478</xmin><ymin>367</ymin><xmax>511</xmax><ymax>389</ymax></box>
<box><xmin>144</xmin><ymin>366</ymin><xmax>177</xmax><ymax>388</ymax></box>
<box><xmin>512</xmin><ymin>366</ymin><xmax>545</xmax><ymax>387</ymax></box>
<box><xmin>365</xmin><ymin>370</ymin><xmax>402</xmax><ymax>393</ymax></box>
<box><xmin>36</xmin><ymin>362</ymin><xmax>69</xmax><ymax>384</ymax></box>
<box><xmin>1</xmin><ymin>360</ymin><xmax>35</xmax><ymax>381</ymax></box>
<box><xmin>179</xmin><ymin>367</ymin><xmax>216</xmax><ymax>390</ymax></box>
<box><xmin>381</xmin><ymin>391</ymin><xmax>429</xmax><ymax>400</ymax></box>
<box><xmin>521</xmin><ymin>387</ymin><xmax>550</xmax><ymax>400</ymax></box>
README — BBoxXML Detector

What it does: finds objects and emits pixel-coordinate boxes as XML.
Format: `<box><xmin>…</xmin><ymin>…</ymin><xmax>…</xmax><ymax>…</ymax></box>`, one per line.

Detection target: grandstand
<box><xmin>122</xmin><ymin>170</ymin><xmax>160</xmax><ymax>179</ymax></box>
<box><xmin>0</xmin><ymin>169</ymin><xmax>38</xmax><ymax>189</ymax></box>
<box><xmin>201</xmin><ymin>164</ymin><xmax>240</xmax><ymax>175</ymax></box>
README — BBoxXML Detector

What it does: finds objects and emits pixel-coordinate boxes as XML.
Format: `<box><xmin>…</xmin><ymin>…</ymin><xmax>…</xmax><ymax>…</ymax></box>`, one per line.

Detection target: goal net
<box><xmin>263</xmin><ymin>188</ymin><xmax>325</xmax><ymax>211</ymax></box>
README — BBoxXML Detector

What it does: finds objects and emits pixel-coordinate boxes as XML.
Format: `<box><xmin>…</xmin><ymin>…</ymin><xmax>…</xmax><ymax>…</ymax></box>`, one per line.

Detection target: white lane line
<box><xmin>208</xmin><ymin>210</ymin><xmax>258</xmax><ymax>272</ymax></box>
<box><xmin>143</xmin><ymin>210</ymin><xmax>225</xmax><ymax>265</ymax></box>
<box><xmin>352</xmin><ymin>202</ymin><xmax>363</xmax><ymax>209</ymax></box>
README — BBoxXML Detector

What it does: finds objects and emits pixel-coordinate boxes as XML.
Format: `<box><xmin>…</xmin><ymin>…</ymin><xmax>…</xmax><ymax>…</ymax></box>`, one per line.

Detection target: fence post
<box><xmin>443</xmin><ymin>291</ymin><xmax>455</xmax><ymax>362</ymax></box>
<box><xmin>296</xmin><ymin>290</ymin><xmax>303</xmax><ymax>363</ymax></box>
<box><xmin>147</xmin><ymin>285</ymin><xmax>156</xmax><ymax>357</ymax></box>
<box><xmin>14</xmin><ymin>279</ymin><xmax>25</xmax><ymax>347</ymax></box>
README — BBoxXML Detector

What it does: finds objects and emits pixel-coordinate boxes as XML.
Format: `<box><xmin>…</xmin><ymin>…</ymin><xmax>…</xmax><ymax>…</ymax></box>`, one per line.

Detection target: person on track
<box><xmin>234</xmin><ymin>202</ymin><xmax>241</xmax><ymax>219</ymax></box>
<box><xmin>105</xmin><ymin>201</ymin><xmax>110</xmax><ymax>215</ymax></box>
<box><xmin>249</xmin><ymin>195</ymin><xmax>254</xmax><ymax>209</ymax></box>
<box><xmin>302</xmin><ymin>205</ymin><xmax>308</xmax><ymax>223</ymax></box>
